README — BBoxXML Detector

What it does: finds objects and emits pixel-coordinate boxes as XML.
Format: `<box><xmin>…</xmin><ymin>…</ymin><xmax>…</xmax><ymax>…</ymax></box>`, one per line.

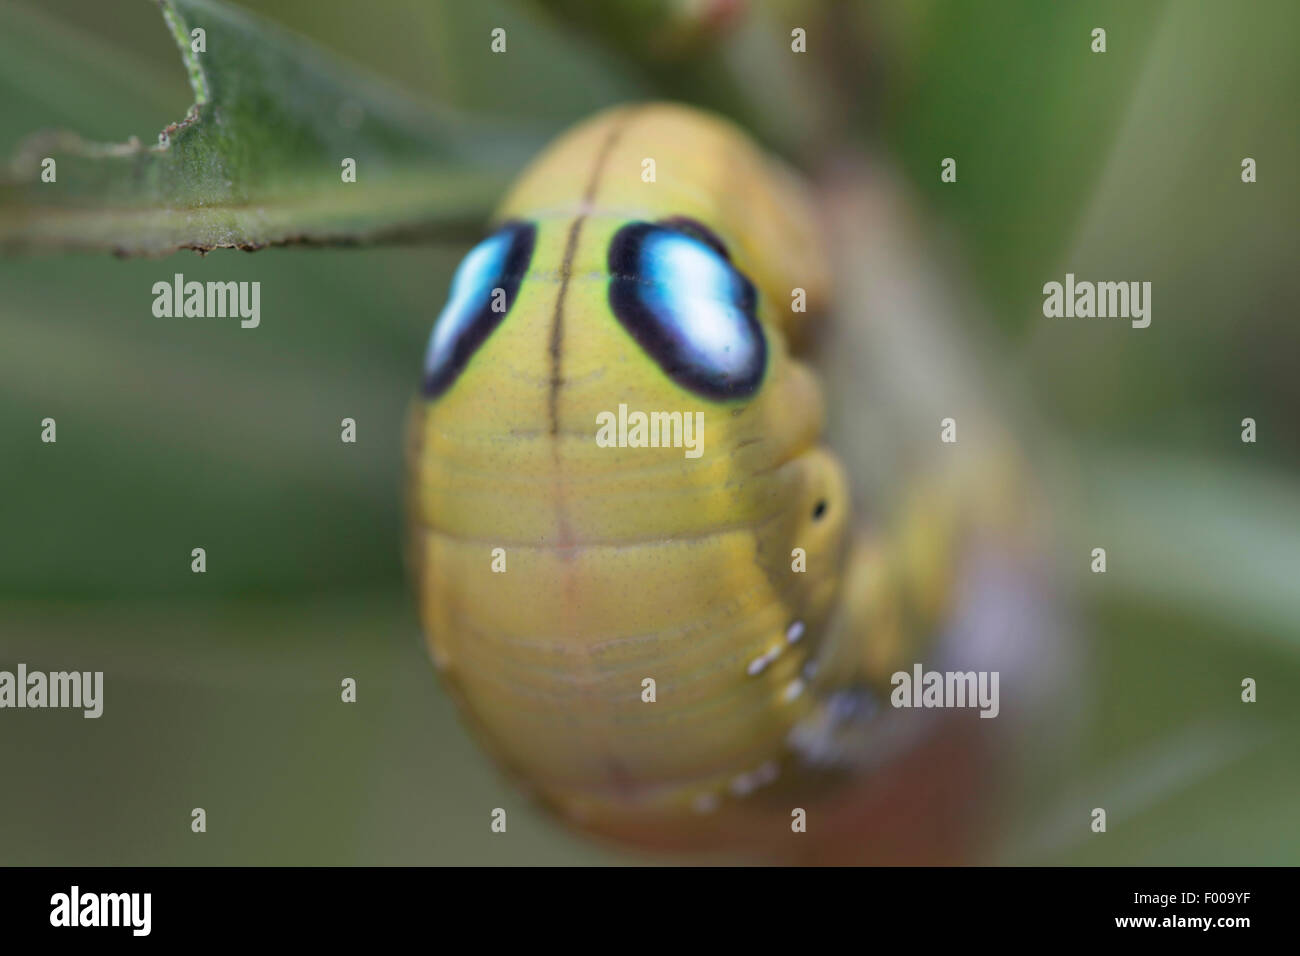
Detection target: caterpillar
<box><xmin>408</xmin><ymin>103</ymin><xmax>1048</xmax><ymax>861</ymax></box>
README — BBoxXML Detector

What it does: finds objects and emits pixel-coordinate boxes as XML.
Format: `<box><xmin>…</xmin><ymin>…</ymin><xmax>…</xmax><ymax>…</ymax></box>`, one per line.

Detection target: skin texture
<box><xmin>407</xmin><ymin>103</ymin><xmax>1024</xmax><ymax>859</ymax></box>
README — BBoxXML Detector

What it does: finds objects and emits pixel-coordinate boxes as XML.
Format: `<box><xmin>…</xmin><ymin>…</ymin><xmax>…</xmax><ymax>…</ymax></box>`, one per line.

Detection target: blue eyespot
<box><xmin>608</xmin><ymin>220</ymin><xmax>765</xmax><ymax>400</ymax></box>
<box><xmin>422</xmin><ymin>221</ymin><xmax>536</xmax><ymax>399</ymax></box>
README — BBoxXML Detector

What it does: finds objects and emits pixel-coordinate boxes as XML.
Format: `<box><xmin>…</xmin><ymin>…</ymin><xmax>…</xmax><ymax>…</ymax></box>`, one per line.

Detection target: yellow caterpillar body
<box><xmin>408</xmin><ymin>103</ymin><xmax>1027</xmax><ymax>858</ymax></box>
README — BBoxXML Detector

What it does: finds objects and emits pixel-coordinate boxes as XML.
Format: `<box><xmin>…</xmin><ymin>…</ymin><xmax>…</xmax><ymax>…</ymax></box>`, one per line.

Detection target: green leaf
<box><xmin>1075</xmin><ymin>451</ymin><xmax>1300</xmax><ymax>649</ymax></box>
<box><xmin>0</xmin><ymin>0</ymin><xmax>542</xmax><ymax>256</ymax></box>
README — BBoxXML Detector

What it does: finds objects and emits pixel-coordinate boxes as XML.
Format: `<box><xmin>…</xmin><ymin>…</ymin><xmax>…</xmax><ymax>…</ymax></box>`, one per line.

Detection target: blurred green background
<box><xmin>1</xmin><ymin>0</ymin><xmax>1296</xmax><ymax>864</ymax></box>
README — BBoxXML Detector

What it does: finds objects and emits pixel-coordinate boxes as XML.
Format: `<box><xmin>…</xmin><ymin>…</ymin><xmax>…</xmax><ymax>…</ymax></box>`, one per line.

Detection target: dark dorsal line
<box><xmin>547</xmin><ymin>108</ymin><xmax>639</xmax><ymax>438</ymax></box>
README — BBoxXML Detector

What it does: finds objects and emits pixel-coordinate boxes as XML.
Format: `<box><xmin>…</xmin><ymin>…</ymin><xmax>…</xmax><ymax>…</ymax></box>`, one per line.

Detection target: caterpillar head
<box><xmin>421</xmin><ymin>214</ymin><xmax>767</xmax><ymax>408</ymax></box>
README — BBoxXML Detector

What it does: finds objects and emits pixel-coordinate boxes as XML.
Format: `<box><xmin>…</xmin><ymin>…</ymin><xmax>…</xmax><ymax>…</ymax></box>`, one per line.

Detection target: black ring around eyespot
<box><xmin>422</xmin><ymin>220</ymin><xmax>536</xmax><ymax>400</ymax></box>
<box><xmin>656</xmin><ymin>216</ymin><xmax>731</xmax><ymax>261</ymax></box>
<box><xmin>607</xmin><ymin>221</ymin><xmax>766</xmax><ymax>401</ymax></box>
